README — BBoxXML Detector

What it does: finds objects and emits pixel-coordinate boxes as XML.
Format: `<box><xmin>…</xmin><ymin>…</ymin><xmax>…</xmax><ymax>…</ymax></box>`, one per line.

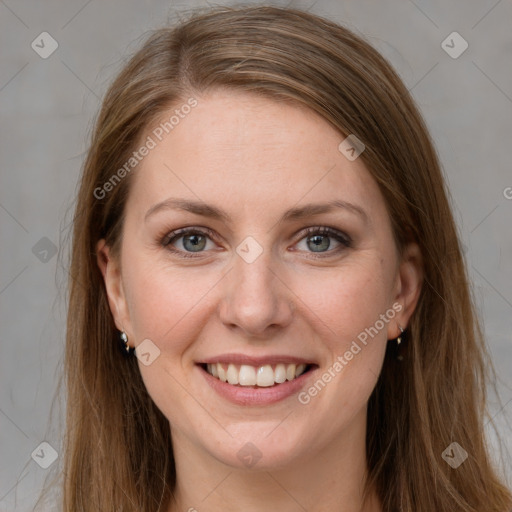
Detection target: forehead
<box><xmin>126</xmin><ymin>90</ymin><xmax>386</xmax><ymax>224</ymax></box>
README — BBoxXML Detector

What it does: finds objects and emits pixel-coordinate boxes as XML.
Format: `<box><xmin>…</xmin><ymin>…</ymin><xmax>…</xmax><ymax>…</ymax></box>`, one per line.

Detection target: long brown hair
<box><xmin>55</xmin><ymin>5</ymin><xmax>512</xmax><ymax>511</ymax></box>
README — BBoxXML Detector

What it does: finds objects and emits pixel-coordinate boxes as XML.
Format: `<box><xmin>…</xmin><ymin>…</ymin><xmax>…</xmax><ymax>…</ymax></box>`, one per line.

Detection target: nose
<box><xmin>218</xmin><ymin>244</ymin><xmax>294</xmax><ymax>338</ymax></box>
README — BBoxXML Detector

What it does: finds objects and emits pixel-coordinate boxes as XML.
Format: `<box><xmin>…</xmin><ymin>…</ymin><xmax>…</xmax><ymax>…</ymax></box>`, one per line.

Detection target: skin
<box><xmin>97</xmin><ymin>89</ymin><xmax>423</xmax><ymax>511</ymax></box>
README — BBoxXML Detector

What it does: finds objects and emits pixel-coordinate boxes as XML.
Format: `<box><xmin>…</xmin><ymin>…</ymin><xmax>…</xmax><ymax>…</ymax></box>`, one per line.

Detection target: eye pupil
<box><xmin>308</xmin><ymin>234</ymin><xmax>330</xmax><ymax>252</ymax></box>
<box><xmin>184</xmin><ymin>234</ymin><xmax>206</xmax><ymax>252</ymax></box>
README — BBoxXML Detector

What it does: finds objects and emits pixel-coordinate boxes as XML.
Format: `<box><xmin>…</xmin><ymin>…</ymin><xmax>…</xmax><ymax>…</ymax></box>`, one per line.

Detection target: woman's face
<box><xmin>98</xmin><ymin>90</ymin><xmax>421</xmax><ymax>470</ymax></box>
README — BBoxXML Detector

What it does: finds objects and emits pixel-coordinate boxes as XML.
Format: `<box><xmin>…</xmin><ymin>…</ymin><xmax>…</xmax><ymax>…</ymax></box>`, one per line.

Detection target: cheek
<box><xmin>123</xmin><ymin>255</ymin><xmax>223</xmax><ymax>352</ymax></box>
<box><xmin>298</xmin><ymin>258</ymin><xmax>393</xmax><ymax>347</ymax></box>
<box><xmin>294</xmin><ymin>259</ymin><xmax>393</xmax><ymax>401</ymax></box>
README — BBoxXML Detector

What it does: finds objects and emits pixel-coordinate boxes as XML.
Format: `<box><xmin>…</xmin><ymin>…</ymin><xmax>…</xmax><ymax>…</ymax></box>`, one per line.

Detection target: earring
<box><xmin>396</xmin><ymin>325</ymin><xmax>405</xmax><ymax>362</ymax></box>
<box><xmin>396</xmin><ymin>325</ymin><xmax>404</xmax><ymax>346</ymax></box>
<box><xmin>119</xmin><ymin>331</ymin><xmax>135</xmax><ymax>357</ymax></box>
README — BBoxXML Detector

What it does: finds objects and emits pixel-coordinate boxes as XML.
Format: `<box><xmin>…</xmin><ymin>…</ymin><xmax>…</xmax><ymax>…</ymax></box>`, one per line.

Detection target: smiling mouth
<box><xmin>200</xmin><ymin>362</ymin><xmax>315</xmax><ymax>388</ymax></box>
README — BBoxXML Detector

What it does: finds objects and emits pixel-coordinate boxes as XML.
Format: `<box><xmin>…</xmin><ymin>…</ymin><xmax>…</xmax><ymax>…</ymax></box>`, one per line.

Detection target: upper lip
<box><xmin>197</xmin><ymin>353</ymin><xmax>316</xmax><ymax>366</ymax></box>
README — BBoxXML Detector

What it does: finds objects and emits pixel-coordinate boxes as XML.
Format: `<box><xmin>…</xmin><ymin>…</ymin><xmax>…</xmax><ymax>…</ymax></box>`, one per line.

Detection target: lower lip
<box><xmin>198</xmin><ymin>365</ymin><xmax>316</xmax><ymax>406</ymax></box>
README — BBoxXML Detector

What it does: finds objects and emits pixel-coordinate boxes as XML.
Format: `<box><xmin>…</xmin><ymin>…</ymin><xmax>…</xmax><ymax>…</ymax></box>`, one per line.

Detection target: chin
<box><xmin>201</xmin><ymin>420</ymin><xmax>315</xmax><ymax>471</ymax></box>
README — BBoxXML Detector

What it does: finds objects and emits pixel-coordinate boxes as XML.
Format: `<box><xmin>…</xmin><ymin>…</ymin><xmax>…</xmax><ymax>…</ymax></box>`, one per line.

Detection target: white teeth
<box><xmin>295</xmin><ymin>364</ymin><xmax>306</xmax><ymax>377</ymax></box>
<box><xmin>226</xmin><ymin>364</ymin><xmax>239</xmax><ymax>385</ymax></box>
<box><xmin>239</xmin><ymin>365</ymin><xmax>257</xmax><ymax>386</ymax></box>
<box><xmin>286</xmin><ymin>364</ymin><xmax>296</xmax><ymax>381</ymax></box>
<box><xmin>217</xmin><ymin>364</ymin><xmax>227</xmax><ymax>382</ymax></box>
<box><xmin>275</xmin><ymin>364</ymin><xmax>287</xmax><ymax>383</ymax></box>
<box><xmin>256</xmin><ymin>365</ymin><xmax>275</xmax><ymax>387</ymax></box>
<box><xmin>205</xmin><ymin>362</ymin><xmax>310</xmax><ymax>387</ymax></box>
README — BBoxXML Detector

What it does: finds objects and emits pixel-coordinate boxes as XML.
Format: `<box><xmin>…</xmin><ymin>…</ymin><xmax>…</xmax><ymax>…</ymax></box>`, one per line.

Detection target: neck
<box><xmin>167</xmin><ymin>408</ymin><xmax>381</xmax><ymax>512</ymax></box>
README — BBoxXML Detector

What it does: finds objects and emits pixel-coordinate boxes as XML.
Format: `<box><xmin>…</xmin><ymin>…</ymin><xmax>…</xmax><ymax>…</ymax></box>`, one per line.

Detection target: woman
<box><xmin>57</xmin><ymin>4</ymin><xmax>511</xmax><ymax>511</ymax></box>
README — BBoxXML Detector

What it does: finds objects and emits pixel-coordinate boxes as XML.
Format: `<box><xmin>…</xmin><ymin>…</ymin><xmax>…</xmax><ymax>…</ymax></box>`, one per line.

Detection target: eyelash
<box><xmin>160</xmin><ymin>226</ymin><xmax>352</xmax><ymax>259</ymax></box>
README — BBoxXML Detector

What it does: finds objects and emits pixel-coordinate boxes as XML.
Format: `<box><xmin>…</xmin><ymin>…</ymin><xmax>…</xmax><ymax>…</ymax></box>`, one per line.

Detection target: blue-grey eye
<box><xmin>295</xmin><ymin>227</ymin><xmax>349</xmax><ymax>254</ymax></box>
<box><xmin>180</xmin><ymin>233</ymin><xmax>207</xmax><ymax>252</ymax></box>
<box><xmin>163</xmin><ymin>228</ymin><xmax>216</xmax><ymax>254</ymax></box>
<box><xmin>307</xmin><ymin>234</ymin><xmax>331</xmax><ymax>252</ymax></box>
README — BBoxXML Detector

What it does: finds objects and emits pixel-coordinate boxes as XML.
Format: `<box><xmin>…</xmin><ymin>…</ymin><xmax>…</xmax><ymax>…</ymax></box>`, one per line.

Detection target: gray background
<box><xmin>1</xmin><ymin>0</ymin><xmax>511</xmax><ymax>510</ymax></box>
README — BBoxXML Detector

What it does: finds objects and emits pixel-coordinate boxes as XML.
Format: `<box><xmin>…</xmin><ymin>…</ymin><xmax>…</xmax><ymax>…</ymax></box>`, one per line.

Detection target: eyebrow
<box><xmin>144</xmin><ymin>197</ymin><xmax>369</xmax><ymax>225</ymax></box>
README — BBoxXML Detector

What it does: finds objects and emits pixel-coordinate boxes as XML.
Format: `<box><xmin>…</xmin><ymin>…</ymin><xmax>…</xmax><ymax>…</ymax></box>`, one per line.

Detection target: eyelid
<box><xmin>160</xmin><ymin>225</ymin><xmax>352</xmax><ymax>258</ymax></box>
<box><xmin>297</xmin><ymin>226</ymin><xmax>351</xmax><ymax>245</ymax></box>
<box><xmin>160</xmin><ymin>226</ymin><xmax>218</xmax><ymax>246</ymax></box>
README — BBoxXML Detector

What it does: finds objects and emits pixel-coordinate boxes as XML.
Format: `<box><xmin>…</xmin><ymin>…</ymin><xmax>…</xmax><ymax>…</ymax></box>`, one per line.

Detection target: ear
<box><xmin>388</xmin><ymin>241</ymin><xmax>423</xmax><ymax>339</ymax></box>
<box><xmin>96</xmin><ymin>239</ymin><xmax>133</xmax><ymax>342</ymax></box>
